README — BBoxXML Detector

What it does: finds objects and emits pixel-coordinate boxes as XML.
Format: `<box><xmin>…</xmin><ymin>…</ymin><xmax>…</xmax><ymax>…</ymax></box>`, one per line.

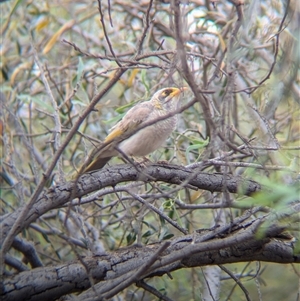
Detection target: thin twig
<box><xmin>102</xmin><ymin>241</ymin><xmax>171</xmax><ymax>299</ymax></box>
<box><xmin>128</xmin><ymin>190</ymin><xmax>188</xmax><ymax>235</ymax></box>
<box><xmin>97</xmin><ymin>0</ymin><xmax>121</xmax><ymax>67</ymax></box>
<box><xmin>220</xmin><ymin>264</ymin><xmax>252</xmax><ymax>301</ymax></box>
<box><xmin>0</xmin><ymin>68</ymin><xmax>127</xmax><ymax>273</ymax></box>
<box><xmin>171</xmin><ymin>0</ymin><xmax>215</xmax><ymax>132</ymax></box>
<box><xmin>136</xmin><ymin>280</ymin><xmax>175</xmax><ymax>301</ymax></box>
<box><xmin>32</xmin><ymin>42</ymin><xmax>64</xmax><ymax>182</ymax></box>
<box><xmin>249</xmin><ymin>0</ymin><xmax>291</xmax><ymax>93</ymax></box>
<box><xmin>135</xmin><ymin>0</ymin><xmax>154</xmax><ymax>56</ymax></box>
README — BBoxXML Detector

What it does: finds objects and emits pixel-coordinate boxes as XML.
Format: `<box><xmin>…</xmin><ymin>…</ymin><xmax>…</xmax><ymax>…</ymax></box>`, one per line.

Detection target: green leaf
<box><xmin>102</xmin><ymin>113</ymin><xmax>124</xmax><ymax>125</ymax></box>
<box><xmin>126</xmin><ymin>232</ymin><xmax>136</xmax><ymax>245</ymax></box>
<box><xmin>115</xmin><ymin>102</ymin><xmax>135</xmax><ymax>114</ymax></box>
<box><xmin>162</xmin><ymin>199</ymin><xmax>174</xmax><ymax>210</ymax></box>
<box><xmin>162</xmin><ymin>233</ymin><xmax>174</xmax><ymax>240</ymax></box>
<box><xmin>42</xmin><ymin>232</ymin><xmax>51</xmax><ymax>243</ymax></box>
<box><xmin>71</xmin><ymin>99</ymin><xmax>88</xmax><ymax>107</ymax></box>
<box><xmin>141</xmin><ymin>69</ymin><xmax>150</xmax><ymax>92</ymax></box>
<box><xmin>247</xmin><ymin>179</ymin><xmax>299</xmax><ymax>209</ymax></box>
<box><xmin>185</xmin><ymin>138</ymin><xmax>209</xmax><ymax>164</ymax></box>
<box><xmin>17</xmin><ymin>94</ymin><xmax>54</xmax><ymax>113</ymax></box>
<box><xmin>142</xmin><ymin>230</ymin><xmax>154</xmax><ymax>238</ymax></box>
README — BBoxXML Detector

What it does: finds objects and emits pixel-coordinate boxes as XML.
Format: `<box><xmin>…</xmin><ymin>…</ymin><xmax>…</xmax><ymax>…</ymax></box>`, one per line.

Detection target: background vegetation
<box><xmin>1</xmin><ymin>0</ymin><xmax>299</xmax><ymax>300</ymax></box>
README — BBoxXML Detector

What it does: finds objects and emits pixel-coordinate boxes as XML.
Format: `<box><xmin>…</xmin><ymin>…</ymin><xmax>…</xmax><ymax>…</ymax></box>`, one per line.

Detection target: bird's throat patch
<box><xmin>153</xmin><ymin>99</ymin><xmax>163</xmax><ymax>110</ymax></box>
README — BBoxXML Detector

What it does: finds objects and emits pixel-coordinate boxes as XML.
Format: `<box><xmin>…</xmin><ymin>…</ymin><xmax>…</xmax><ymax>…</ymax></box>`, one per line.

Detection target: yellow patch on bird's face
<box><xmin>162</xmin><ymin>88</ymin><xmax>181</xmax><ymax>102</ymax></box>
<box><xmin>153</xmin><ymin>99</ymin><xmax>163</xmax><ymax>110</ymax></box>
<box><xmin>154</xmin><ymin>88</ymin><xmax>176</xmax><ymax>109</ymax></box>
<box><xmin>153</xmin><ymin>87</ymin><xmax>183</xmax><ymax>109</ymax></box>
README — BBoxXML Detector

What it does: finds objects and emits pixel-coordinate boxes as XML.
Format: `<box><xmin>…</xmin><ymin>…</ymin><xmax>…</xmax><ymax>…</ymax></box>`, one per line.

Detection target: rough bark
<box><xmin>0</xmin><ymin>163</ymin><xmax>261</xmax><ymax>246</ymax></box>
<box><xmin>1</xmin><ymin>210</ymin><xmax>299</xmax><ymax>301</ymax></box>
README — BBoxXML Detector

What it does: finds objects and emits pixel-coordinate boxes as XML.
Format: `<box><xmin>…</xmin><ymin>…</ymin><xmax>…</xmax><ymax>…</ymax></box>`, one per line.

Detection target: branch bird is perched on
<box><xmin>80</xmin><ymin>87</ymin><xmax>186</xmax><ymax>174</ymax></box>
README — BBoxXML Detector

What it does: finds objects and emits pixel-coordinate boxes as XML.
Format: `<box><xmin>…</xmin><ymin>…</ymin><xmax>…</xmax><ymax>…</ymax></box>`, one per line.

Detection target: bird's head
<box><xmin>152</xmin><ymin>87</ymin><xmax>187</xmax><ymax>110</ymax></box>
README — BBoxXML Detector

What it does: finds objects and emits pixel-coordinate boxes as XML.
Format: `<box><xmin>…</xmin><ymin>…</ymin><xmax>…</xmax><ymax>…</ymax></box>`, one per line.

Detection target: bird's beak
<box><xmin>180</xmin><ymin>87</ymin><xmax>188</xmax><ymax>93</ymax></box>
<box><xmin>170</xmin><ymin>87</ymin><xmax>188</xmax><ymax>97</ymax></box>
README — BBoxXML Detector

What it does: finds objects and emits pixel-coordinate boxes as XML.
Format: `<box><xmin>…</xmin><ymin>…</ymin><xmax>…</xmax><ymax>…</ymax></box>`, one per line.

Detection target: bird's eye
<box><xmin>162</xmin><ymin>89</ymin><xmax>172</xmax><ymax>97</ymax></box>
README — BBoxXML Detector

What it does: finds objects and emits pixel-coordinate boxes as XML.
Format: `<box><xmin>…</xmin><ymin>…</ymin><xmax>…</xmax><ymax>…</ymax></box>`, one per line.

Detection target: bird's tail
<box><xmin>83</xmin><ymin>156</ymin><xmax>112</xmax><ymax>173</ymax></box>
<box><xmin>71</xmin><ymin>156</ymin><xmax>112</xmax><ymax>180</ymax></box>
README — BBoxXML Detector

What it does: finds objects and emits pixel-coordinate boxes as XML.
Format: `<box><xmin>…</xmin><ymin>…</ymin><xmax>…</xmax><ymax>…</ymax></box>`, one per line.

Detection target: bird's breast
<box><xmin>118</xmin><ymin>116</ymin><xmax>177</xmax><ymax>157</ymax></box>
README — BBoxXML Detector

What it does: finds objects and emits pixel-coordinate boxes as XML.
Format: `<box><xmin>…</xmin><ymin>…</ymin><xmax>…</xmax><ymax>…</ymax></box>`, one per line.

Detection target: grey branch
<box><xmin>1</xmin><ymin>212</ymin><xmax>299</xmax><ymax>301</ymax></box>
<box><xmin>0</xmin><ymin>163</ymin><xmax>261</xmax><ymax>246</ymax></box>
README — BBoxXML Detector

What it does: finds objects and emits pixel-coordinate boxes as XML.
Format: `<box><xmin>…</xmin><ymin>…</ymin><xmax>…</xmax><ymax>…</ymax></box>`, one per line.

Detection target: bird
<box><xmin>79</xmin><ymin>87</ymin><xmax>186</xmax><ymax>174</ymax></box>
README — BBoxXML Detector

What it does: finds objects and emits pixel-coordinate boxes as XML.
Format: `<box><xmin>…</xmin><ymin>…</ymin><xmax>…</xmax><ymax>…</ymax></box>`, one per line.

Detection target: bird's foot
<box><xmin>126</xmin><ymin>156</ymin><xmax>153</xmax><ymax>169</ymax></box>
<box><xmin>156</xmin><ymin>160</ymin><xmax>169</xmax><ymax>165</ymax></box>
<box><xmin>134</xmin><ymin>156</ymin><xmax>152</xmax><ymax>167</ymax></box>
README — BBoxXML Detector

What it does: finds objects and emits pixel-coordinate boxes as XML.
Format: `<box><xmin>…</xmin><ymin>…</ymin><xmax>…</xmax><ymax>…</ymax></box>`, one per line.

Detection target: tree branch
<box><xmin>0</xmin><ymin>163</ymin><xmax>261</xmax><ymax>246</ymax></box>
<box><xmin>2</xmin><ymin>212</ymin><xmax>298</xmax><ymax>301</ymax></box>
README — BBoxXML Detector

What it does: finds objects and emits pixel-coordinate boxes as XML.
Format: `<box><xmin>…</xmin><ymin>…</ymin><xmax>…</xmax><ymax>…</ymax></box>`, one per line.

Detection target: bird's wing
<box><xmin>81</xmin><ymin>103</ymin><xmax>152</xmax><ymax>174</ymax></box>
<box><xmin>104</xmin><ymin>102</ymin><xmax>153</xmax><ymax>144</ymax></box>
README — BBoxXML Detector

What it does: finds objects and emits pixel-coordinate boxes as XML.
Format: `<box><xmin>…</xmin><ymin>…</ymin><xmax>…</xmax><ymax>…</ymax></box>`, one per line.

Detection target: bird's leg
<box><xmin>132</xmin><ymin>156</ymin><xmax>153</xmax><ymax>167</ymax></box>
<box><xmin>116</xmin><ymin>147</ymin><xmax>151</xmax><ymax>168</ymax></box>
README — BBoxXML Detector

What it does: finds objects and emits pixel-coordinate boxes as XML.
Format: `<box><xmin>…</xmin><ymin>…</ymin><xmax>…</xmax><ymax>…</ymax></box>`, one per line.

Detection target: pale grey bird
<box><xmin>81</xmin><ymin>87</ymin><xmax>186</xmax><ymax>173</ymax></box>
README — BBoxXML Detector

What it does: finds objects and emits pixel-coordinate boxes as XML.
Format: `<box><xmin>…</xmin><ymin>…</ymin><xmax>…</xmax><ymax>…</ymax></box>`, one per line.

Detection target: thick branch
<box><xmin>1</xmin><ymin>214</ymin><xmax>298</xmax><ymax>301</ymax></box>
<box><xmin>0</xmin><ymin>163</ymin><xmax>261</xmax><ymax>245</ymax></box>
